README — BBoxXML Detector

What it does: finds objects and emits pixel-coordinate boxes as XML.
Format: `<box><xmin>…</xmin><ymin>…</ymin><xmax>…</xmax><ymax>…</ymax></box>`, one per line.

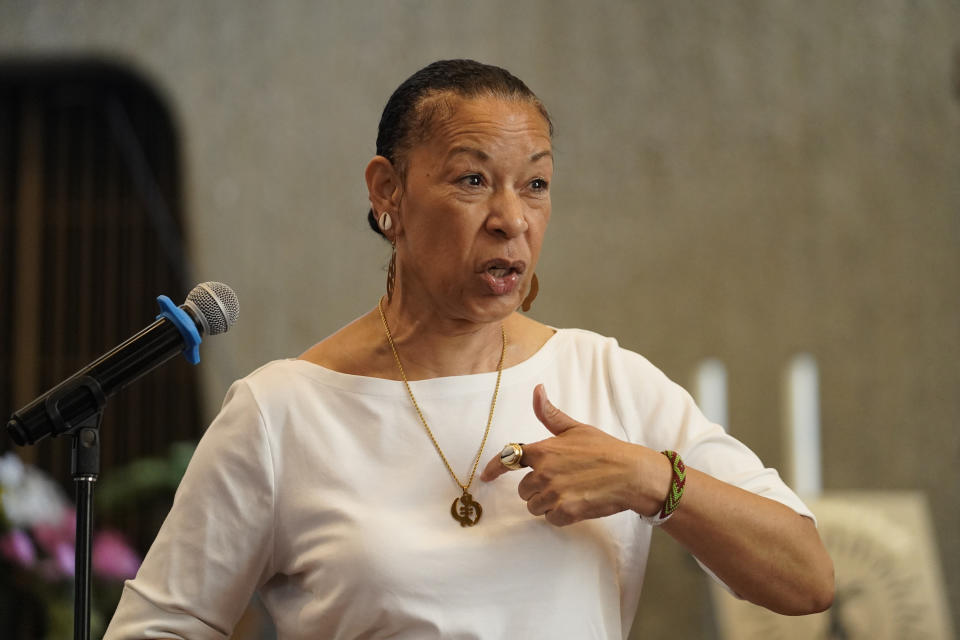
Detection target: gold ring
<box><xmin>499</xmin><ymin>442</ymin><xmax>525</xmax><ymax>470</ymax></box>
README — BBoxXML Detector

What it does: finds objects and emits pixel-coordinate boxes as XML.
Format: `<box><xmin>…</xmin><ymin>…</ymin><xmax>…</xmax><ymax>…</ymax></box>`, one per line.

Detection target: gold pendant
<box><xmin>451</xmin><ymin>491</ymin><xmax>482</xmax><ymax>527</ymax></box>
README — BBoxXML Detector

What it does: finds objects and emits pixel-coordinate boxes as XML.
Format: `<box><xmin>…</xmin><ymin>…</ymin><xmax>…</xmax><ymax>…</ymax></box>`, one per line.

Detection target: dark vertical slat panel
<box><xmin>145</xmin><ymin>159</ymin><xmax>161</xmax><ymax>455</ymax></box>
<box><xmin>33</xmin><ymin>94</ymin><xmax>58</xmax><ymax>475</ymax></box>
<box><xmin>59</xmin><ymin>99</ymin><xmax>96</xmax><ymax>485</ymax></box>
<box><xmin>116</xmin><ymin>126</ymin><xmax>134</xmax><ymax>468</ymax></box>
<box><xmin>50</xmin><ymin>91</ymin><xmax>70</xmax><ymax>397</ymax></box>
<box><xmin>78</xmin><ymin>104</ymin><xmax>95</xmax><ymax>366</ymax></box>
<box><xmin>93</xmin><ymin>104</ymin><xmax>108</xmax><ymax>366</ymax></box>
<box><xmin>37</xmin><ymin>95</ymin><xmax>70</xmax><ymax>480</ymax></box>
<box><xmin>0</xmin><ymin>90</ymin><xmax>18</xmax><ymax>449</ymax></box>
<box><xmin>96</xmin><ymin>95</ymin><xmax>124</xmax><ymax>466</ymax></box>
<box><xmin>90</xmin><ymin>99</ymin><xmax>108</xmax><ymax>452</ymax></box>
<box><xmin>109</xmin><ymin>100</ymin><xmax>134</xmax><ymax>538</ymax></box>
<box><xmin>124</xmin><ymin>92</ymin><xmax>147</xmax><ymax>449</ymax></box>
<box><xmin>10</xmin><ymin>93</ymin><xmax>45</xmax><ymax>467</ymax></box>
<box><xmin>100</xmin><ymin>101</ymin><xmax>120</xmax><ymax>471</ymax></box>
<box><xmin>126</xmin><ymin>109</ymin><xmax>146</xmax><ymax>464</ymax></box>
<box><xmin>2</xmin><ymin>64</ymin><xmax>203</xmax><ymax>561</ymax></box>
<box><xmin>11</xmin><ymin>93</ymin><xmax>43</xmax><ymax>406</ymax></box>
<box><xmin>54</xmin><ymin>96</ymin><xmax>74</xmax><ymax>478</ymax></box>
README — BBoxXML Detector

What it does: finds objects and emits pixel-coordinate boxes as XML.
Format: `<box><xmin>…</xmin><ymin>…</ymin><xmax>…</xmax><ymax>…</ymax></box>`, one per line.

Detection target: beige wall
<box><xmin>2</xmin><ymin>1</ymin><xmax>958</xmax><ymax>637</ymax></box>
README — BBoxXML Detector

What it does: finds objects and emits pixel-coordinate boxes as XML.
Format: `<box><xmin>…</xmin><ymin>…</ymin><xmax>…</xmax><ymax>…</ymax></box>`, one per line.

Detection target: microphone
<box><xmin>5</xmin><ymin>282</ymin><xmax>239</xmax><ymax>447</ymax></box>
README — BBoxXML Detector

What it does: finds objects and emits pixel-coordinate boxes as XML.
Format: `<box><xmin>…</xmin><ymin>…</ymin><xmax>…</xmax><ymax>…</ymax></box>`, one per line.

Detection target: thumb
<box><xmin>532</xmin><ymin>384</ymin><xmax>580</xmax><ymax>435</ymax></box>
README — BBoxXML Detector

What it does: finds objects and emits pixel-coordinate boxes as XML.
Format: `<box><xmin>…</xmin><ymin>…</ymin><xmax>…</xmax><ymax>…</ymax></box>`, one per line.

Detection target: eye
<box><xmin>530</xmin><ymin>178</ymin><xmax>549</xmax><ymax>191</ymax></box>
<box><xmin>459</xmin><ymin>173</ymin><xmax>484</xmax><ymax>187</ymax></box>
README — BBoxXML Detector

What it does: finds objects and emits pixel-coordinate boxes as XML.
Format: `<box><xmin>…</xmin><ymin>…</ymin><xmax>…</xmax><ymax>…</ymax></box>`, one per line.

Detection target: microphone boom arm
<box><xmin>7</xmin><ymin>295</ymin><xmax>204</xmax><ymax>446</ymax></box>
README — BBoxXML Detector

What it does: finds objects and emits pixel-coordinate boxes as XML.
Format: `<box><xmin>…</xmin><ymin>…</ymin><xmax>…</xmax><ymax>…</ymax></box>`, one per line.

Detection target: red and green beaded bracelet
<box><xmin>641</xmin><ymin>450</ymin><xmax>686</xmax><ymax>526</ymax></box>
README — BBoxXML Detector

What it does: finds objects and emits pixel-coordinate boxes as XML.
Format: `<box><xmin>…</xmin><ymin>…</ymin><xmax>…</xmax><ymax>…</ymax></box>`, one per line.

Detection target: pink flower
<box><xmin>34</xmin><ymin>538</ymin><xmax>76</xmax><ymax>581</ymax></box>
<box><xmin>31</xmin><ymin>508</ymin><xmax>75</xmax><ymax>556</ymax></box>
<box><xmin>53</xmin><ymin>541</ymin><xmax>75</xmax><ymax>578</ymax></box>
<box><xmin>92</xmin><ymin>530</ymin><xmax>141</xmax><ymax>581</ymax></box>
<box><xmin>0</xmin><ymin>529</ymin><xmax>37</xmax><ymax>568</ymax></box>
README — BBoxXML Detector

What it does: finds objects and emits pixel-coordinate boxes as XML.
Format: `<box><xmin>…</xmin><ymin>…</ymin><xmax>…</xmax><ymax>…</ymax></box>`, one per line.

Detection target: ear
<box><xmin>365</xmin><ymin>156</ymin><xmax>403</xmax><ymax>233</ymax></box>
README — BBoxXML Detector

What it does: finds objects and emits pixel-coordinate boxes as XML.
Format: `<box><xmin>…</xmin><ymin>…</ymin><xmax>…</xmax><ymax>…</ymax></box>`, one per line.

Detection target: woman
<box><xmin>105</xmin><ymin>60</ymin><xmax>833</xmax><ymax>639</ymax></box>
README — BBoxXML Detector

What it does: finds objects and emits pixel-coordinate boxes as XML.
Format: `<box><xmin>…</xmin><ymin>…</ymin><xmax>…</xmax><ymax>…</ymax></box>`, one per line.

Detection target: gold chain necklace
<box><xmin>377</xmin><ymin>298</ymin><xmax>505</xmax><ymax>527</ymax></box>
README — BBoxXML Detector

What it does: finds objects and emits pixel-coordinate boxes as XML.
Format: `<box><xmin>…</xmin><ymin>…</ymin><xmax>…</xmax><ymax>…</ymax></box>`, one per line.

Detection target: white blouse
<box><xmin>104</xmin><ymin>328</ymin><xmax>812</xmax><ymax>640</ymax></box>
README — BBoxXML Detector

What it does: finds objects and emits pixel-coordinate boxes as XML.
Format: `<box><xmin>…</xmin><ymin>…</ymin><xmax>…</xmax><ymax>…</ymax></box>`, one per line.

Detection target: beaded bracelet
<box><xmin>640</xmin><ymin>450</ymin><xmax>686</xmax><ymax>526</ymax></box>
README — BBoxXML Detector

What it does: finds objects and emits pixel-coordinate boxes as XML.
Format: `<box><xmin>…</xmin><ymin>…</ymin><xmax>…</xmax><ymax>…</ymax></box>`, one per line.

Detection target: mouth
<box><xmin>479</xmin><ymin>259</ymin><xmax>526</xmax><ymax>295</ymax></box>
<box><xmin>480</xmin><ymin>259</ymin><xmax>526</xmax><ymax>278</ymax></box>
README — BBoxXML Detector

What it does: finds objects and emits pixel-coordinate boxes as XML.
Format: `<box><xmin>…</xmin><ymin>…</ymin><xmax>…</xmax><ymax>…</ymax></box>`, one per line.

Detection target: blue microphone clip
<box><xmin>156</xmin><ymin>295</ymin><xmax>202</xmax><ymax>365</ymax></box>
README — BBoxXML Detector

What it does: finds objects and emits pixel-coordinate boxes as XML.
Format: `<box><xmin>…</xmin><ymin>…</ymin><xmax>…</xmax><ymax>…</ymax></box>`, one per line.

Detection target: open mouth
<box><xmin>480</xmin><ymin>259</ymin><xmax>525</xmax><ymax>295</ymax></box>
<box><xmin>482</xmin><ymin>259</ymin><xmax>526</xmax><ymax>278</ymax></box>
<box><xmin>487</xmin><ymin>266</ymin><xmax>517</xmax><ymax>278</ymax></box>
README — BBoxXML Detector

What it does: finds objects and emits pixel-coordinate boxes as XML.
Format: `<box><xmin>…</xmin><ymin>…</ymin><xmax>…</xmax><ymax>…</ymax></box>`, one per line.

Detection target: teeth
<box><xmin>489</xmin><ymin>267</ymin><xmax>510</xmax><ymax>277</ymax></box>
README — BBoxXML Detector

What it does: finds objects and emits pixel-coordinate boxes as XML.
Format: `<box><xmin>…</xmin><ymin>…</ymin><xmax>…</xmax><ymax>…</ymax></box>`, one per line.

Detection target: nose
<box><xmin>486</xmin><ymin>189</ymin><xmax>528</xmax><ymax>239</ymax></box>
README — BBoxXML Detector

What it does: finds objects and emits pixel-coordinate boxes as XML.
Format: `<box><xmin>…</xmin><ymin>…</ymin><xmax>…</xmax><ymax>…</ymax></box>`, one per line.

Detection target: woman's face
<box><xmin>394</xmin><ymin>95</ymin><xmax>553</xmax><ymax>325</ymax></box>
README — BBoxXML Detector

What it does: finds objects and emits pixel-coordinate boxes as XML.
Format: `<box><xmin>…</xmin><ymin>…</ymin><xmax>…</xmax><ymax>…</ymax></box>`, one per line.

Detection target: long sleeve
<box><xmin>104</xmin><ymin>381</ymin><xmax>276</xmax><ymax>639</ymax></box>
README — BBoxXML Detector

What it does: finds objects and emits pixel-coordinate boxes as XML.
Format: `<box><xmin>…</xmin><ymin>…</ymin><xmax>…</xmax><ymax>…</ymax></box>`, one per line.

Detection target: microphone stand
<box><xmin>6</xmin><ymin>293</ymin><xmax>218</xmax><ymax>639</ymax></box>
<box><xmin>72</xmin><ymin>416</ymin><xmax>102</xmax><ymax>640</ymax></box>
<box><xmin>42</xmin><ymin>375</ymin><xmax>106</xmax><ymax>640</ymax></box>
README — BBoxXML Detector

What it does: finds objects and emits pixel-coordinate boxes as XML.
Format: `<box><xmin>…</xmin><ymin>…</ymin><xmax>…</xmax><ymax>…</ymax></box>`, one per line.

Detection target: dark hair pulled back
<box><xmin>366</xmin><ymin>59</ymin><xmax>553</xmax><ymax>238</ymax></box>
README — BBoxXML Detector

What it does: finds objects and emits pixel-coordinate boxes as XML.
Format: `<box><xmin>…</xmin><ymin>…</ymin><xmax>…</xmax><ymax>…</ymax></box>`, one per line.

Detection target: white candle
<box><xmin>694</xmin><ymin>358</ymin><xmax>729</xmax><ymax>431</ymax></box>
<box><xmin>785</xmin><ymin>353</ymin><xmax>822</xmax><ymax>498</ymax></box>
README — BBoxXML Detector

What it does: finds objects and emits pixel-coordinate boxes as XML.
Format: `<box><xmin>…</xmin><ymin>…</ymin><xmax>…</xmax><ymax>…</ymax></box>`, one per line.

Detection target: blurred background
<box><xmin>0</xmin><ymin>1</ymin><xmax>957</xmax><ymax>638</ymax></box>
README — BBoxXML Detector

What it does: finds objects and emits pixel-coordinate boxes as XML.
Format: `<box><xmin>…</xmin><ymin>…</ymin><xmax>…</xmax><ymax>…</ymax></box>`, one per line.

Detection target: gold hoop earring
<box><xmin>386</xmin><ymin>247</ymin><xmax>397</xmax><ymax>302</ymax></box>
<box><xmin>521</xmin><ymin>273</ymin><xmax>539</xmax><ymax>312</ymax></box>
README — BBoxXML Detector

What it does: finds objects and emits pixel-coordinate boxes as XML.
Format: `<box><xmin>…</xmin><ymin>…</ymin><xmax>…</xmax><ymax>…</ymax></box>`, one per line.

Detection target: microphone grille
<box><xmin>186</xmin><ymin>282</ymin><xmax>239</xmax><ymax>335</ymax></box>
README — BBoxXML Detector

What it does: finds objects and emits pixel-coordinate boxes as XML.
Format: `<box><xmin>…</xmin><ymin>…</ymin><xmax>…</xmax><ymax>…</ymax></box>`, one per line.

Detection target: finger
<box><xmin>480</xmin><ymin>452</ymin><xmax>511</xmax><ymax>482</ymax></box>
<box><xmin>481</xmin><ymin>441</ymin><xmax>538</xmax><ymax>482</ymax></box>
<box><xmin>532</xmin><ymin>384</ymin><xmax>580</xmax><ymax>436</ymax></box>
<box><xmin>544</xmin><ymin>508</ymin><xmax>575</xmax><ymax>527</ymax></box>
<box><xmin>526</xmin><ymin>491</ymin><xmax>551</xmax><ymax>517</ymax></box>
<box><xmin>517</xmin><ymin>469</ymin><xmax>544</xmax><ymax>501</ymax></box>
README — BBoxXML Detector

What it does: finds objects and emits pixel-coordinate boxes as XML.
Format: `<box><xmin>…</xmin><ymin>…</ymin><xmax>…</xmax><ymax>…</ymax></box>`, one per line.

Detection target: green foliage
<box><xmin>96</xmin><ymin>441</ymin><xmax>196</xmax><ymax>511</ymax></box>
